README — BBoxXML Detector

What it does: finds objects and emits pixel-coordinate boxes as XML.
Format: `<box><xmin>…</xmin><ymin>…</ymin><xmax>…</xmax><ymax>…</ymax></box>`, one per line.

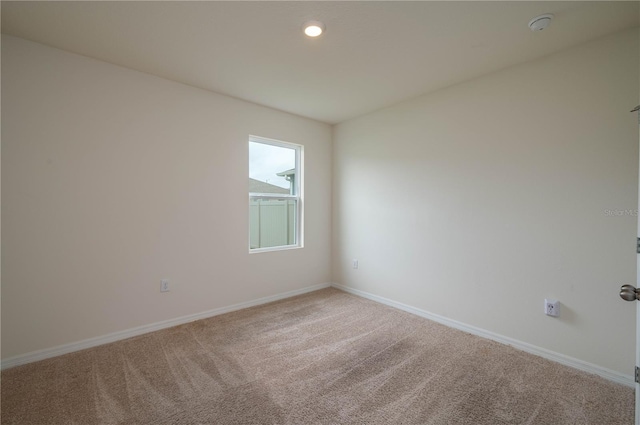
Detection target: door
<box><xmin>637</xmin><ymin>104</ymin><xmax>640</xmax><ymax>425</ymax></box>
<box><xmin>620</xmin><ymin>104</ymin><xmax>640</xmax><ymax>425</ymax></box>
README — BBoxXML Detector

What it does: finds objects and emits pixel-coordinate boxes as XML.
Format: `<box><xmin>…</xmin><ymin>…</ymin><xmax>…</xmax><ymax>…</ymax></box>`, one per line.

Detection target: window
<box><xmin>249</xmin><ymin>136</ymin><xmax>302</xmax><ymax>252</ymax></box>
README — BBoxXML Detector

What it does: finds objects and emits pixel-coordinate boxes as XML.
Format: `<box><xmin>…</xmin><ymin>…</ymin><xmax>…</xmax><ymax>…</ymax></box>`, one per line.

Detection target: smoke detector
<box><xmin>528</xmin><ymin>14</ymin><xmax>554</xmax><ymax>32</ymax></box>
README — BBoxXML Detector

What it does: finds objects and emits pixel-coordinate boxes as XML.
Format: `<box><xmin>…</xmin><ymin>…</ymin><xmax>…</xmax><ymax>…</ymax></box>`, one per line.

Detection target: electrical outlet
<box><xmin>352</xmin><ymin>259</ymin><xmax>358</xmax><ymax>269</ymax></box>
<box><xmin>544</xmin><ymin>299</ymin><xmax>559</xmax><ymax>317</ymax></box>
<box><xmin>160</xmin><ymin>279</ymin><xmax>170</xmax><ymax>292</ymax></box>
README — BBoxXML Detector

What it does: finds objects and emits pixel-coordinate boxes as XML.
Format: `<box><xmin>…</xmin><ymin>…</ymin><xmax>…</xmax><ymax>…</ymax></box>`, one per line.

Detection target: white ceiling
<box><xmin>2</xmin><ymin>1</ymin><xmax>638</xmax><ymax>124</ymax></box>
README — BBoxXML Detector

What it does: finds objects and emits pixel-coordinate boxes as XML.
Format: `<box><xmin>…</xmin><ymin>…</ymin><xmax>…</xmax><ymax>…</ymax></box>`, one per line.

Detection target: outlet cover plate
<box><xmin>161</xmin><ymin>279</ymin><xmax>170</xmax><ymax>292</ymax></box>
<box><xmin>544</xmin><ymin>299</ymin><xmax>559</xmax><ymax>317</ymax></box>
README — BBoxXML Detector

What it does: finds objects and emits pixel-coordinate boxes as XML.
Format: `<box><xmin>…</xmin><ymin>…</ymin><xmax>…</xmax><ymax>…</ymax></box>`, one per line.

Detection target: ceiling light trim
<box><xmin>303</xmin><ymin>20</ymin><xmax>325</xmax><ymax>37</ymax></box>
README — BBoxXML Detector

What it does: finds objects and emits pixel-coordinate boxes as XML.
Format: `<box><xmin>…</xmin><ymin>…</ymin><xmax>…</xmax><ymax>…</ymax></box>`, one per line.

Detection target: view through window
<box><xmin>249</xmin><ymin>137</ymin><xmax>301</xmax><ymax>251</ymax></box>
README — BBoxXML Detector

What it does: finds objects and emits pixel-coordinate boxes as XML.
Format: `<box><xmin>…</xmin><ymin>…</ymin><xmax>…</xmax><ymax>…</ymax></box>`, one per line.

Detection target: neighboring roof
<box><xmin>249</xmin><ymin>178</ymin><xmax>289</xmax><ymax>194</ymax></box>
<box><xmin>276</xmin><ymin>168</ymin><xmax>296</xmax><ymax>180</ymax></box>
<box><xmin>276</xmin><ymin>169</ymin><xmax>295</xmax><ymax>177</ymax></box>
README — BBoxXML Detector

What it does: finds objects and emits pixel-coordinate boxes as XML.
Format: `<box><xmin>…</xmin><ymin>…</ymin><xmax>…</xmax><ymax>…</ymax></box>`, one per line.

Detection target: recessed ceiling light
<box><xmin>303</xmin><ymin>21</ymin><xmax>325</xmax><ymax>37</ymax></box>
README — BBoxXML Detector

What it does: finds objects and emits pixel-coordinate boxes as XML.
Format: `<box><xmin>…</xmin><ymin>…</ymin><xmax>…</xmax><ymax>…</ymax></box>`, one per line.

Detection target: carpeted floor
<box><xmin>1</xmin><ymin>288</ymin><xmax>634</xmax><ymax>424</ymax></box>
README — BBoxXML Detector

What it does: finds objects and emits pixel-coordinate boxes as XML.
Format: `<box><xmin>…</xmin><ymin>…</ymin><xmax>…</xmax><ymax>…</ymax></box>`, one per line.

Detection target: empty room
<box><xmin>2</xmin><ymin>1</ymin><xmax>639</xmax><ymax>424</ymax></box>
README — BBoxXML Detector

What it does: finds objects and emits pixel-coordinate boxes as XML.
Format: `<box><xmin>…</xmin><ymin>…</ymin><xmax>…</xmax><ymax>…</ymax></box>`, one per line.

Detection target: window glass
<box><xmin>249</xmin><ymin>142</ymin><xmax>296</xmax><ymax>195</ymax></box>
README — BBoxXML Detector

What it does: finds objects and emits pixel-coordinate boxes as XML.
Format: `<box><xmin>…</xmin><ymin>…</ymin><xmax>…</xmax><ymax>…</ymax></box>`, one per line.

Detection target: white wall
<box><xmin>333</xmin><ymin>28</ymin><xmax>639</xmax><ymax>375</ymax></box>
<box><xmin>1</xmin><ymin>35</ymin><xmax>332</xmax><ymax>360</ymax></box>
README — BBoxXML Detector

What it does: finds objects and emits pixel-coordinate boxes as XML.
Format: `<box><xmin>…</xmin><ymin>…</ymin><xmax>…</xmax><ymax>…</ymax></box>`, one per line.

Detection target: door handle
<box><xmin>620</xmin><ymin>284</ymin><xmax>640</xmax><ymax>301</ymax></box>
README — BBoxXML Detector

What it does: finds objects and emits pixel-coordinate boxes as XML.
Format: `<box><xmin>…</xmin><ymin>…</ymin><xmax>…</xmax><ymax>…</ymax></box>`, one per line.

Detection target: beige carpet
<box><xmin>1</xmin><ymin>288</ymin><xmax>634</xmax><ymax>424</ymax></box>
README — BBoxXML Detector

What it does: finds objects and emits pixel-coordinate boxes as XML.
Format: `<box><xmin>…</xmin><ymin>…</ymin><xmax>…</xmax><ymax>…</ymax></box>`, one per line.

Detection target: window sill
<box><xmin>249</xmin><ymin>244</ymin><xmax>303</xmax><ymax>254</ymax></box>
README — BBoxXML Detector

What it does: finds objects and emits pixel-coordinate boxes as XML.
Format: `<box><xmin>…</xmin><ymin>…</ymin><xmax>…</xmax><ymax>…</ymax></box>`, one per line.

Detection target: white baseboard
<box><xmin>331</xmin><ymin>283</ymin><xmax>634</xmax><ymax>388</ymax></box>
<box><xmin>1</xmin><ymin>283</ymin><xmax>331</xmax><ymax>370</ymax></box>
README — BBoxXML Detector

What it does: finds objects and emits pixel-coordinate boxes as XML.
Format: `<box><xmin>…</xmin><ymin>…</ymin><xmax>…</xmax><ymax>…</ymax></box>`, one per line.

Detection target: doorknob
<box><xmin>620</xmin><ymin>284</ymin><xmax>640</xmax><ymax>301</ymax></box>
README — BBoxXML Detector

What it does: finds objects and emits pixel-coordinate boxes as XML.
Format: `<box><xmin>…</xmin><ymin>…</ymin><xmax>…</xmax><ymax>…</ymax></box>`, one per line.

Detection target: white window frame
<box><xmin>248</xmin><ymin>135</ymin><xmax>303</xmax><ymax>253</ymax></box>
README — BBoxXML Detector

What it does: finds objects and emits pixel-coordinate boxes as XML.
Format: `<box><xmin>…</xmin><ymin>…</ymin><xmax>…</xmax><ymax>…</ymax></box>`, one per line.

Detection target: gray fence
<box><xmin>250</xmin><ymin>199</ymin><xmax>296</xmax><ymax>249</ymax></box>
